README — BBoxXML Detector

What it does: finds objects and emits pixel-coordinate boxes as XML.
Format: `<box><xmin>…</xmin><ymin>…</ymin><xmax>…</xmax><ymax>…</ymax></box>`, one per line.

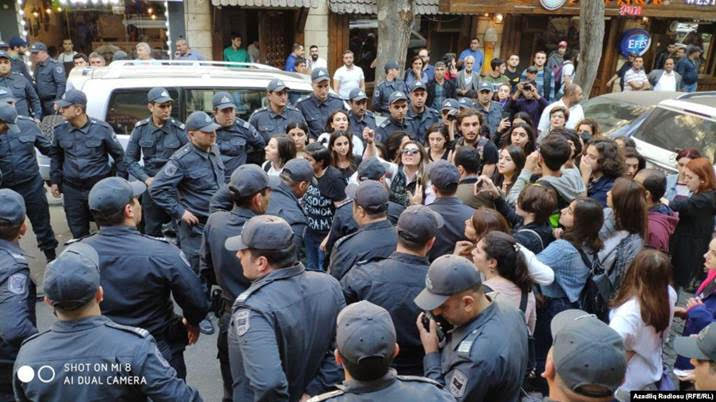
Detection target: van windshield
<box><xmin>106</xmin><ymin>87</ymin><xmax>310</xmax><ymax>135</ymax></box>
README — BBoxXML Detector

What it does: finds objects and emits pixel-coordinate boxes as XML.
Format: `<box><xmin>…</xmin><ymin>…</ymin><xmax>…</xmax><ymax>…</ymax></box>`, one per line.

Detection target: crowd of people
<box><xmin>0</xmin><ymin>34</ymin><xmax>715</xmax><ymax>402</ymax></box>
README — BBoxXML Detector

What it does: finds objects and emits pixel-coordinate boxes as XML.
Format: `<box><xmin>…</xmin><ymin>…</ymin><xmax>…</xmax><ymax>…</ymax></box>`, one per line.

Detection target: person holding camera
<box><xmin>505</xmin><ymin>81</ymin><xmax>548</xmax><ymax>131</ymax></box>
<box><xmin>415</xmin><ymin>254</ymin><xmax>529</xmax><ymax>401</ymax></box>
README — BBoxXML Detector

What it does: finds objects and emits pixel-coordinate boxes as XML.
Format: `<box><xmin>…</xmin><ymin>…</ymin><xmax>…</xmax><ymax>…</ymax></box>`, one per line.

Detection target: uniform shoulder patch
<box><xmin>135</xmin><ymin>118</ymin><xmax>150</xmax><ymax>127</ymax></box>
<box><xmin>170</xmin><ymin>119</ymin><xmax>185</xmax><ymax>130</ymax></box>
<box><xmin>16</xmin><ymin>115</ymin><xmax>33</xmax><ymax>122</ymax></box>
<box><xmin>232</xmin><ymin>309</ymin><xmax>251</xmax><ymax>336</ymax></box>
<box><xmin>142</xmin><ymin>234</ymin><xmax>169</xmax><ymax>243</ymax></box>
<box><xmin>307</xmin><ymin>389</ymin><xmax>345</xmax><ymax>402</ymax></box>
<box><xmin>65</xmin><ymin>234</ymin><xmax>92</xmax><ymax>245</ymax></box>
<box><xmin>397</xmin><ymin>375</ymin><xmax>443</xmax><ymax>387</ymax></box>
<box><xmin>162</xmin><ymin>160</ymin><xmax>178</xmax><ymax>176</ymax></box>
<box><xmin>336</xmin><ymin>198</ymin><xmax>353</xmax><ymax>209</ymax></box>
<box><xmin>241</xmin><ymin>120</ymin><xmax>250</xmax><ymax>129</ymax></box>
<box><xmin>379</xmin><ymin>119</ymin><xmax>390</xmax><ymax>128</ymax></box>
<box><xmin>21</xmin><ymin>328</ymin><xmax>51</xmax><ymax>345</ymax></box>
<box><xmin>296</xmin><ymin>95</ymin><xmax>311</xmax><ymax>104</ymax></box>
<box><xmin>285</xmin><ymin>105</ymin><xmax>300</xmax><ymax>112</ymax></box>
<box><xmin>105</xmin><ymin>321</ymin><xmax>151</xmax><ymax>338</ymax></box>
<box><xmin>56</xmin><ymin>66</ymin><xmax>64</xmax><ymax>74</ymax></box>
<box><xmin>7</xmin><ymin>273</ymin><xmax>28</xmax><ymax>295</ymax></box>
<box><xmin>447</xmin><ymin>369</ymin><xmax>468</xmax><ymax>398</ymax></box>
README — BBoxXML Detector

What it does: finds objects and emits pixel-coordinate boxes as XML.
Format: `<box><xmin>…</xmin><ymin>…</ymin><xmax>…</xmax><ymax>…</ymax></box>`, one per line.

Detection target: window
<box><xmin>106</xmin><ymin>88</ymin><xmax>180</xmax><ymax>135</ymax></box>
<box><xmin>582</xmin><ymin>98</ymin><xmax>654</xmax><ymax>134</ymax></box>
<box><xmin>183</xmin><ymin>88</ymin><xmax>310</xmax><ymax>122</ymax></box>
<box><xmin>634</xmin><ymin>107</ymin><xmax>716</xmax><ymax>160</ymax></box>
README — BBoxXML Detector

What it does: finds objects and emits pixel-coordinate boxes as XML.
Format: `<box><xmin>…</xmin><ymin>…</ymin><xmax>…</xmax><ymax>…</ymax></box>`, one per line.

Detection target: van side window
<box><xmin>184</xmin><ymin>88</ymin><xmax>310</xmax><ymax>121</ymax></box>
<box><xmin>106</xmin><ymin>88</ymin><xmax>180</xmax><ymax>134</ymax></box>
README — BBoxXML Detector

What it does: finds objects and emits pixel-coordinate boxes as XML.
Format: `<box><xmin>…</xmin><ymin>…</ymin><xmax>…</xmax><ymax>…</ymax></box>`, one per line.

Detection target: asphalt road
<box><xmin>24</xmin><ymin>190</ymin><xmax>223</xmax><ymax>401</ymax></box>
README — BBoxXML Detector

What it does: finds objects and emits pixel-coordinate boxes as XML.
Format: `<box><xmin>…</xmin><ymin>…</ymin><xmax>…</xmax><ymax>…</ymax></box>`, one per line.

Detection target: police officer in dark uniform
<box><xmin>213</xmin><ymin>91</ymin><xmax>265</xmax><ymax>182</ymax></box>
<box><xmin>376</xmin><ymin>91</ymin><xmax>418</xmax><ymax>143</ymax></box>
<box><xmin>0</xmin><ymin>103</ymin><xmax>57</xmax><ymax>261</ymax></box>
<box><xmin>347</xmin><ymin>88</ymin><xmax>377</xmax><ymax>140</ymax></box>
<box><xmin>12</xmin><ymin>243</ymin><xmax>203</xmax><ymax>402</ymax></box>
<box><xmin>372</xmin><ymin>61</ymin><xmax>408</xmax><ymax>114</ymax></box>
<box><xmin>340</xmin><ymin>205</ymin><xmax>442</xmax><ymax>376</ymax></box>
<box><xmin>0</xmin><ymin>190</ymin><xmax>36</xmax><ymax>402</ymax></box>
<box><xmin>407</xmin><ymin>81</ymin><xmax>440</xmax><ymax>144</ymax></box>
<box><xmin>29</xmin><ymin>42</ymin><xmax>65</xmax><ymax>116</ymax></box>
<box><xmin>328</xmin><ymin>180</ymin><xmax>397</xmax><ymax>281</ymax></box>
<box><xmin>307</xmin><ymin>301</ymin><xmax>453</xmax><ymax>402</ymax></box>
<box><xmin>200</xmin><ymin>164</ymin><xmax>270</xmax><ymax>402</ymax></box>
<box><xmin>0</xmin><ymin>51</ymin><xmax>41</xmax><ymax>119</ymax></box>
<box><xmin>325</xmin><ymin>157</ymin><xmax>403</xmax><ymax>254</ymax></box>
<box><xmin>123</xmin><ymin>87</ymin><xmax>187</xmax><ymax>237</ymax></box>
<box><xmin>227</xmin><ymin>215</ymin><xmax>345</xmax><ymax>400</ymax></box>
<box><xmin>249</xmin><ymin>79</ymin><xmax>306</xmax><ymax>142</ymax></box>
<box><xmin>7</xmin><ymin>37</ymin><xmax>31</xmax><ymax>84</ymax></box>
<box><xmin>426</xmin><ymin>160</ymin><xmax>475</xmax><ymax>261</ymax></box>
<box><xmin>150</xmin><ymin>111</ymin><xmax>224</xmax><ymax>273</ymax></box>
<box><xmin>83</xmin><ymin>177</ymin><xmax>209</xmax><ymax>380</ymax></box>
<box><xmin>295</xmin><ymin>68</ymin><xmax>346</xmax><ymax>139</ymax></box>
<box><xmin>266</xmin><ymin>158</ymin><xmax>313</xmax><ymax>253</ymax></box>
<box><xmin>415</xmin><ymin>255</ymin><xmax>528</xmax><ymax>402</ymax></box>
<box><xmin>50</xmin><ymin>89</ymin><xmax>127</xmax><ymax>239</ymax></box>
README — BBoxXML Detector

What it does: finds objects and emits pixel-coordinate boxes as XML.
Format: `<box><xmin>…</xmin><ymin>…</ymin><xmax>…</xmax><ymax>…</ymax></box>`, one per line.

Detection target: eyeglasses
<box><xmin>402</xmin><ymin>148</ymin><xmax>419</xmax><ymax>155</ymax></box>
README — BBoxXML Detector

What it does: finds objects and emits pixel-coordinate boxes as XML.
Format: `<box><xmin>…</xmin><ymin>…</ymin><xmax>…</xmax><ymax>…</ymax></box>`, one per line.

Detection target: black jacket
<box><xmin>426</xmin><ymin>78</ymin><xmax>457</xmax><ymax>108</ymax></box>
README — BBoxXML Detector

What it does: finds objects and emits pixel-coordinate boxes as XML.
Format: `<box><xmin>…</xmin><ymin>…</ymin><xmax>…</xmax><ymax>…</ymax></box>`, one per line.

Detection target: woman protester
<box><xmin>262</xmin><ymin>135</ymin><xmax>296</xmax><ymax>176</ymax></box>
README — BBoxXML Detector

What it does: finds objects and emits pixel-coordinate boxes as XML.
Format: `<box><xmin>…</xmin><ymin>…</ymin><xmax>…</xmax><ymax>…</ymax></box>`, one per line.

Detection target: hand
<box><xmin>362</xmin><ymin>127</ymin><xmax>375</xmax><ymax>144</ymax></box>
<box><xmin>299</xmin><ymin>394</ymin><xmax>311</xmax><ymax>402</ymax></box>
<box><xmin>182</xmin><ymin>317</ymin><xmax>200</xmax><ymax>345</ymax></box>
<box><xmin>145</xmin><ymin>177</ymin><xmax>153</xmax><ymax>187</ymax></box>
<box><xmin>477</xmin><ymin>175</ymin><xmax>500</xmax><ymax>198</ymax></box>
<box><xmin>579</xmin><ymin>157</ymin><xmax>593</xmax><ymax>180</ymax></box>
<box><xmin>319</xmin><ymin>235</ymin><xmax>328</xmax><ymax>252</ymax></box>
<box><xmin>532</xmin><ymin>87</ymin><xmax>540</xmax><ymax>99</ymax></box>
<box><xmin>498</xmin><ymin>118</ymin><xmax>511</xmax><ymax>132</ymax></box>
<box><xmin>553</xmin><ymin>228</ymin><xmax>564</xmax><ymax>239</ymax></box>
<box><xmin>182</xmin><ymin>210</ymin><xmax>200</xmax><ymax>225</ymax></box>
<box><xmin>687</xmin><ymin>297</ymin><xmax>704</xmax><ymax>310</ymax></box>
<box><xmin>447</xmin><ymin>149</ymin><xmax>455</xmax><ymax>164</ymax></box>
<box><xmin>517</xmin><ymin>82</ymin><xmax>524</xmax><ymax>91</ymax></box>
<box><xmin>453</xmin><ymin>240</ymin><xmax>475</xmax><ymax>258</ymax></box>
<box><xmin>525</xmin><ymin>151</ymin><xmax>541</xmax><ymax>173</ymax></box>
<box><xmin>674</xmin><ymin>306</ymin><xmax>688</xmax><ymax>319</ymax></box>
<box><xmin>410</xmin><ymin>182</ymin><xmax>424</xmax><ymax>205</ymax></box>
<box><xmin>416</xmin><ymin>312</ymin><xmax>440</xmax><ymax>354</ymax></box>
<box><xmin>50</xmin><ymin>184</ymin><xmax>61</xmax><ymax>198</ymax></box>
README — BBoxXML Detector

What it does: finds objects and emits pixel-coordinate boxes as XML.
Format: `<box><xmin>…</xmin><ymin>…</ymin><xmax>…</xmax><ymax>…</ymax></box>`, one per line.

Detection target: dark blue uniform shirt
<box><xmin>124</xmin><ymin>117</ymin><xmax>187</xmax><ymax>182</ymax></box>
<box><xmin>0</xmin><ymin>116</ymin><xmax>54</xmax><ymax>186</ymax></box>
<box><xmin>295</xmin><ymin>94</ymin><xmax>346</xmax><ymax>139</ymax></box>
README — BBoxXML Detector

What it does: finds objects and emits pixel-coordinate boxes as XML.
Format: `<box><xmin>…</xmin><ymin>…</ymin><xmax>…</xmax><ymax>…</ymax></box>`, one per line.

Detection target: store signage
<box><xmin>684</xmin><ymin>0</ymin><xmax>716</xmax><ymax>5</ymax></box>
<box><xmin>539</xmin><ymin>0</ymin><xmax>568</xmax><ymax>10</ymax></box>
<box><xmin>619</xmin><ymin>4</ymin><xmax>643</xmax><ymax>15</ymax></box>
<box><xmin>619</xmin><ymin>29</ymin><xmax>651</xmax><ymax>57</ymax></box>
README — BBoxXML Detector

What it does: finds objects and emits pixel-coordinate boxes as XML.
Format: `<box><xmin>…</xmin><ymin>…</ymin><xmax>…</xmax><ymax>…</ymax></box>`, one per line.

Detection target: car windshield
<box><xmin>633</xmin><ymin>106</ymin><xmax>716</xmax><ymax>159</ymax></box>
<box><xmin>582</xmin><ymin>97</ymin><xmax>653</xmax><ymax>134</ymax></box>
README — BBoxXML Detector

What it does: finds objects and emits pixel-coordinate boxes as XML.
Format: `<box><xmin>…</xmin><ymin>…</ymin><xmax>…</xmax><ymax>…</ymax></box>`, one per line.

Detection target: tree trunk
<box><xmin>375</xmin><ymin>0</ymin><xmax>415</xmax><ymax>83</ymax></box>
<box><xmin>574</xmin><ymin>0</ymin><xmax>605</xmax><ymax>98</ymax></box>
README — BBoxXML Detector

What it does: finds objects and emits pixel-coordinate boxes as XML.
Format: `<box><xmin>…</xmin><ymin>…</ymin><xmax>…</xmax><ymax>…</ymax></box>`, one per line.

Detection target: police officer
<box><xmin>83</xmin><ymin>177</ymin><xmax>208</xmax><ymax>380</ymax></box>
<box><xmin>7</xmin><ymin>37</ymin><xmax>31</xmax><ymax>84</ymax></box>
<box><xmin>30</xmin><ymin>42</ymin><xmax>66</xmax><ymax>116</ymax></box>
<box><xmin>249</xmin><ymin>78</ymin><xmax>306</xmax><ymax>142</ymax></box>
<box><xmin>376</xmin><ymin>91</ymin><xmax>418</xmax><ymax>143</ymax></box>
<box><xmin>123</xmin><ymin>87</ymin><xmax>187</xmax><ymax>237</ymax></box>
<box><xmin>415</xmin><ymin>254</ymin><xmax>528</xmax><ymax>402</ymax></box>
<box><xmin>427</xmin><ymin>160</ymin><xmax>475</xmax><ymax>261</ymax></box>
<box><xmin>12</xmin><ymin>243</ymin><xmax>203</xmax><ymax>401</ymax></box>
<box><xmin>227</xmin><ymin>215</ymin><xmax>345</xmax><ymax>400</ymax></box>
<box><xmin>0</xmin><ymin>190</ymin><xmax>36</xmax><ymax>402</ymax></box>
<box><xmin>325</xmin><ymin>157</ymin><xmax>403</xmax><ymax>254</ymax></box>
<box><xmin>308</xmin><ymin>301</ymin><xmax>453</xmax><ymax>402</ymax></box>
<box><xmin>213</xmin><ymin>91</ymin><xmax>265</xmax><ymax>182</ymax></box>
<box><xmin>407</xmin><ymin>81</ymin><xmax>440</xmax><ymax>144</ymax></box>
<box><xmin>341</xmin><ymin>205</ymin><xmax>442</xmax><ymax>376</ymax></box>
<box><xmin>372</xmin><ymin>61</ymin><xmax>408</xmax><ymax>114</ymax></box>
<box><xmin>328</xmin><ymin>180</ymin><xmax>397</xmax><ymax>281</ymax></box>
<box><xmin>296</xmin><ymin>68</ymin><xmax>346</xmax><ymax>139</ymax></box>
<box><xmin>149</xmin><ymin>111</ymin><xmax>224</xmax><ymax>274</ymax></box>
<box><xmin>200</xmin><ymin>164</ymin><xmax>270</xmax><ymax>402</ymax></box>
<box><xmin>266</xmin><ymin>158</ymin><xmax>313</xmax><ymax>252</ymax></box>
<box><xmin>50</xmin><ymin>89</ymin><xmax>127</xmax><ymax>239</ymax></box>
<box><xmin>0</xmin><ymin>51</ymin><xmax>41</xmax><ymax>119</ymax></box>
<box><xmin>475</xmin><ymin>81</ymin><xmax>504</xmax><ymax>136</ymax></box>
<box><xmin>347</xmin><ymin>88</ymin><xmax>377</xmax><ymax>140</ymax></box>
<box><xmin>0</xmin><ymin>103</ymin><xmax>57</xmax><ymax>261</ymax></box>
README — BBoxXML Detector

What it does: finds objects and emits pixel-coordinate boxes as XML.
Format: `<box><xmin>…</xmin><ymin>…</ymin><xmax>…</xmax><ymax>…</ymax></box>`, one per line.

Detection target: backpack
<box><xmin>577</xmin><ymin>235</ymin><xmax>635</xmax><ymax>322</ymax></box>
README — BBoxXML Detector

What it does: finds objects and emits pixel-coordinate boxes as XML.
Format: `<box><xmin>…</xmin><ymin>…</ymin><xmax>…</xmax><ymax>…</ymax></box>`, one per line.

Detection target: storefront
<box><xmin>209</xmin><ymin>0</ymin><xmax>317</xmax><ymax>68</ymax></box>
<box><xmin>439</xmin><ymin>0</ymin><xmax>716</xmax><ymax>95</ymax></box>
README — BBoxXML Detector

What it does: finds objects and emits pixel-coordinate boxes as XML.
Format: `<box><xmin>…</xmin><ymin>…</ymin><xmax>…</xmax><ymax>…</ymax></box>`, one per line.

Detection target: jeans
<box><xmin>304</xmin><ymin>230</ymin><xmax>326</xmax><ymax>271</ymax></box>
<box><xmin>682</xmin><ymin>82</ymin><xmax>697</xmax><ymax>93</ymax></box>
<box><xmin>532</xmin><ymin>297</ymin><xmax>578</xmax><ymax>394</ymax></box>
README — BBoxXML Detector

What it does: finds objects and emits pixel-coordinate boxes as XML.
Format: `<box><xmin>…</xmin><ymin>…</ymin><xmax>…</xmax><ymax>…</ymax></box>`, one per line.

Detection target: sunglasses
<box><xmin>402</xmin><ymin>148</ymin><xmax>420</xmax><ymax>155</ymax></box>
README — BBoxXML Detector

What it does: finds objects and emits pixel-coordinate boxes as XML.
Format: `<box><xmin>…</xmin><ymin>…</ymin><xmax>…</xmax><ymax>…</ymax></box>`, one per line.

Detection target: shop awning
<box><xmin>211</xmin><ymin>0</ymin><xmax>318</xmax><ymax>7</ymax></box>
<box><xmin>329</xmin><ymin>0</ymin><xmax>445</xmax><ymax>15</ymax></box>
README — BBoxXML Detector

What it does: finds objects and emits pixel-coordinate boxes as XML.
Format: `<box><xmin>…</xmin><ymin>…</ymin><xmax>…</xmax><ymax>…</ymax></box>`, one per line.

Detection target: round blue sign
<box><xmin>619</xmin><ymin>29</ymin><xmax>651</xmax><ymax>57</ymax></box>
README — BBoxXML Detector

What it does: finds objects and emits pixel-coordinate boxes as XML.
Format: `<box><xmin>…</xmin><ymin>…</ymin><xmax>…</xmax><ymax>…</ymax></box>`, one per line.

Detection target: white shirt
<box><xmin>316</xmin><ymin>132</ymin><xmax>364</xmax><ymax>159</ymax></box>
<box><xmin>333</xmin><ymin>65</ymin><xmax>364</xmax><ymax>100</ymax></box>
<box><xmin>654</xmin><ymin>71</ymin><xmax>677</xmax><ymax>92</ymax></box>
<box><xmin>536</xmin><ymin>99</ymin><xmax>585</xmax><ymax>138</ymax></box>
<box><xmin>261</xmin><ymin>161</ymin><xmax>282</xmax><ymax>177</ymax></box>
<box><xmin>609</xmin><ymin>286</ymin><xmax>677</xmax><ymax>395</ymax></box>
<box><xmin>58</xmin><ymin>51</ymin><xmax>77</xmax><ymax>63</ymax></box>
<box><xmin>308</xmin><ymin>57</ymin><xmax>327</xmax><ymax>72</ymax></box>
<box><xmin>623</xmin><ymin>68</ymin><xmax>648</xmax><ymax>91</ymax></box>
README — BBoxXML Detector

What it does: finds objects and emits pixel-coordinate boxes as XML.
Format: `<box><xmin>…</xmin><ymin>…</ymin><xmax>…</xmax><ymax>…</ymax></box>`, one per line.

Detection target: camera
<box><xmin>523</xmin><ymin>83</ymin><xmax>532</xmax><ymax>91</ymax></box>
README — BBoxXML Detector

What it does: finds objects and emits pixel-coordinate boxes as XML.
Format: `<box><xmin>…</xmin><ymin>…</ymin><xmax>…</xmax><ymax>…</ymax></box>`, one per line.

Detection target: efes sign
<box><xmin>619</xmin><ymin>29</ymin><xmax>651</xmax><ymax>57</ymax></box>
<box><xmin>540</xmin><ymin>0</ymin><xmax>568</xmax><ymax>10</ymax></box>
